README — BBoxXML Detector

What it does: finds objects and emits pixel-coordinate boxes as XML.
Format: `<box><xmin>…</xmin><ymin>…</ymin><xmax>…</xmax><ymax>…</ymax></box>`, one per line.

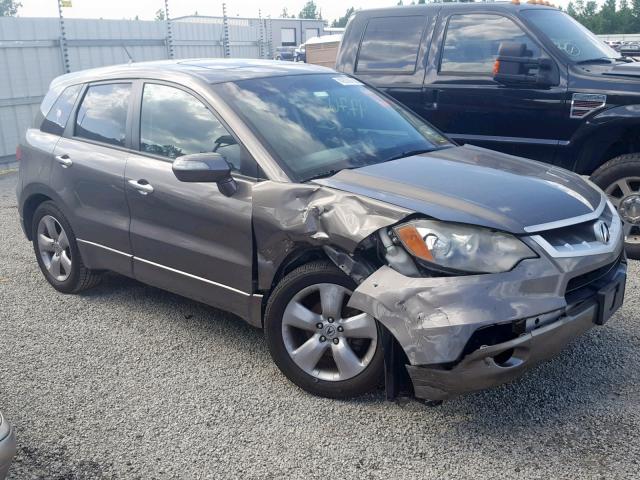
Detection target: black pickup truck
<box><xmin>336</xmin><ymin>2</ymin><xmax>640</xmax><ymax>258</ymax></box>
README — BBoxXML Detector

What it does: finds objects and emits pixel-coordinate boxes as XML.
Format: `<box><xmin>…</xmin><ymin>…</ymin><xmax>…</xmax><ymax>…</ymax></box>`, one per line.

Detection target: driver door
<box><xmin>124</xmin><ymin>81</ymin><xmax>257</xmax><ymax>319</ymax></box>
<box><xmin>423</xmin><ymin>12</ymin><xmax>568</xmax><ymax>164</ymax></box>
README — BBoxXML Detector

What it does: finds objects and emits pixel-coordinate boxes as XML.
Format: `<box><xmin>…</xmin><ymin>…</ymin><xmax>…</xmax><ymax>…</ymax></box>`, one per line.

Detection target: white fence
<box><xmin>0</xmin><ymin>16</ymin><xmax>268</xmax><ymax>159</ymax></box>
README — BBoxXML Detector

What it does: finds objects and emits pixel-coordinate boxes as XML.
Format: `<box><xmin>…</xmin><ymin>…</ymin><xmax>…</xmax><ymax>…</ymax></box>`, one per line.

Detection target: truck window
<box><xmin>440</xmin><ymin>14</ymin><xmax>541</xmax><ymax>75</ymax></box>
<box><xmin>356</xmin><ymin>16</ymin><xmax>427</xmax><ymax>73</ymax></box>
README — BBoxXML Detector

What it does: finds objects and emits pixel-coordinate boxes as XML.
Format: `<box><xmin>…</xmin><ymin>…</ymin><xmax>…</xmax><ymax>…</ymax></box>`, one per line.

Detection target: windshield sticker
<box><xmin>333</xmin><ymin>76</ymin><xmax>363</xmax><ymax>86</ymax></box>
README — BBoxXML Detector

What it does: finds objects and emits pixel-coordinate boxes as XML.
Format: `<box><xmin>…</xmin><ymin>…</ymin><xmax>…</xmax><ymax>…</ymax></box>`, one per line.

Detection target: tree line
<box><xmin>566</xmin><ymin>0</ymin><xmax>640</xmax><ymax>34</ymax></box>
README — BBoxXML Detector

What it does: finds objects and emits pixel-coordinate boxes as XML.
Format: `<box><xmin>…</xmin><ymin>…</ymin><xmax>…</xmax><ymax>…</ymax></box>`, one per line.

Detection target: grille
<box><xmin>531</xmin><ymin>201</ymin><xmax>620</xmax><ymax>258</ymax></box>
<box><xmin>538</xmin><ymin>206</ymin><xmax>613</xmax><ymax>251</ymax></box>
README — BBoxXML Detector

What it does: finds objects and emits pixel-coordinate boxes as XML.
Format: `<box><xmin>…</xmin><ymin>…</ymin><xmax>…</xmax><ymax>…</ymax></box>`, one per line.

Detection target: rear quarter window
<box><xmin>355</xmin><ymin>16</ymin><xmax>427</xmax><ymax>73</ymax></box>
<box><xmin>40</xmin><ymin>84</ymin><xmax>82</xmax><ymax>136</ymax></box>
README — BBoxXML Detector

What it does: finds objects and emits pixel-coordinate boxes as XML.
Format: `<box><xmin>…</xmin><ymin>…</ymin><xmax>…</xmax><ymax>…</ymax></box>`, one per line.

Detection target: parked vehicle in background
<box><xmin>0</xmin><ymin>411</ymin><xmax>15</xmax><ymax>480</ymax></box>
<box><xmin>337</xmin><ymin>2</ymin><xmax>640</xmax><ymax>258</ymax></box>
<box><xmin>16</xmin><ymin>59</ymin><xmax>626</xmax><ymax>402</ymax></box>
<box><xmin>274</xmin><ymin>47</ymin><xmax>295</xmax><ymax>61</ymax></box>
<box><xmin>619</xmin><ymin>42</ymin><xmax>640</xmax><ymax>58</ymax></box>
<box><xmin>294</xmin><ymin>44</ymin><xmax>306</xmax><ymax>63</ymax></box>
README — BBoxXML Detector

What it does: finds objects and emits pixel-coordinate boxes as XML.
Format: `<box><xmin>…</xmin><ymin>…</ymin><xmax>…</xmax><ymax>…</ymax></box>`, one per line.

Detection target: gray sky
<box><xmin>17</xmin><ymin>0</ymin><xmax>576</xmax><ymax>24</ymax></box>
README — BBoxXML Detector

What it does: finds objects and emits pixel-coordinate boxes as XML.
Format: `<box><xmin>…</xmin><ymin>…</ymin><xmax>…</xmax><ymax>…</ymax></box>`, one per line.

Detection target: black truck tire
<box><xmin>590</xmin><ymin>153</ymin><xmax>640</xmax><ymax>260</ymax></box>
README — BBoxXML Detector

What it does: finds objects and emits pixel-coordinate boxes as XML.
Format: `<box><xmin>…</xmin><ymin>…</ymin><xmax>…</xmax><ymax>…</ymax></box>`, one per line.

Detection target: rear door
<box><xmin>423</xmin><ymin>11</ymin><xmax>567</xmax><ymax>163</ymax></box>
<box><xmin>49</xmin><ymin>81</ymin><xmax>134</xmax><ymax>276</ymax></box>
<box><xmin>124</xmin><ymin>80</ymin><xmax>257</xmax><ymax>319</ymax></box>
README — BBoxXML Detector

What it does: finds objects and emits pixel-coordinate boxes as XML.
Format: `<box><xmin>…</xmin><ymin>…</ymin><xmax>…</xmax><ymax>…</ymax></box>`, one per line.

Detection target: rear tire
<box><xmin>591</xmin><ymin>153</ymin><xmax>640</xmax><ymax>260</ymax></box>
<box><xmin>32</xmin><ymin>201</ymin><xmax>102</xmax><ymax>293</ymax></box>
<box><xmin>264</xmin><ymin>261</ymin><xmax>383</xmax><ymax>399</ymax></box>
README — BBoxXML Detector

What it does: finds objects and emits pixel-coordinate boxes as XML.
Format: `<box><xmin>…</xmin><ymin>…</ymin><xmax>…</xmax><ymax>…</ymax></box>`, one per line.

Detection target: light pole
<box><xmin>57</xmin><ymin>0</ymin><xmax>70</xmax><ymax>73</ymax></box>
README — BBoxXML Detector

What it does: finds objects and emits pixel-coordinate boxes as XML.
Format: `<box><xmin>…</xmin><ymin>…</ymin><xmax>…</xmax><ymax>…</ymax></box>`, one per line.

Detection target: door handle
<box><xmin>128</xmin><ymin>179</ymin><xmax>154</xmax><ymax>195</ymax></box>
<box><xmin>55</xmin><ymin>154</ymin><xmax>72</xmax><ymax>168</ymax></box>
<box><xmin>423</xmin><ymin>90</ymin><xmax>440</xmax><ymax>110</ymax></box>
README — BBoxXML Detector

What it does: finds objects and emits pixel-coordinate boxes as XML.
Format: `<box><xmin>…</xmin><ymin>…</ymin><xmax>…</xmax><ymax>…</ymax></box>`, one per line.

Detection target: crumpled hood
<box><xmin>314</xmin><ymin>145</ymin><xmax>603</xmax><ymax>234</ymax></box>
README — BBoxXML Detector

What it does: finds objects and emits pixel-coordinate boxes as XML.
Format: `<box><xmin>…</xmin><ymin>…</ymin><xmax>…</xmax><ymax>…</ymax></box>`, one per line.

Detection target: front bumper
<box><xmin>0</xmin><ymin>412</ymin><xmax>16</xmax><ymax>480</ymax></box>
<box><xmin>407</xmin><ymin>296</ymin><xmax>602</xmax><ymax>401</ymax></box>
<box><xmin>349</xmin><ymin>235</ymin><xmax>626</xmax><ymax>401</ymax></box>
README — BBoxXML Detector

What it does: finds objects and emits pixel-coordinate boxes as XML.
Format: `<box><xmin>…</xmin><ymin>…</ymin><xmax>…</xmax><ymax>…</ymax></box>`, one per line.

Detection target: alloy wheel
<box><xmin>37</xmin><ymin>215</ymin><xmax>72</xmax><ymax>282</ymax></box>
<box><xmin>605</xmin><ymin>176</ymin><xmax>640</xmax><ymax>245</ymax></box>
<box><xmin>281</xmin><ymin>283</ymin><xmax>378</xmax><ymax>382</ymax></box>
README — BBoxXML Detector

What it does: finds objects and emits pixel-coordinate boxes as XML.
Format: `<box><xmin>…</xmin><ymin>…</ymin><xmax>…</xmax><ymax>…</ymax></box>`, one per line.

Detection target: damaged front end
<box><xmin>253</xmin><ymin>180</ymin><xmax>627</xmax><ymax>402</ymax></box>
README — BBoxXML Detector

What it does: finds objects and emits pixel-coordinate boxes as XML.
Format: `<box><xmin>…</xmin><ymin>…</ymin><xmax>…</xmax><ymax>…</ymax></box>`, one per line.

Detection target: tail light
<box><xmin>15</xmin><ymin>145</ymin><xmax>22</xmax><ymax>162</ymax></box>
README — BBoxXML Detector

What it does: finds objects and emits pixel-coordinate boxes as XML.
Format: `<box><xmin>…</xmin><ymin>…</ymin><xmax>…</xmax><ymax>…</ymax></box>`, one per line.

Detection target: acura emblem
<box><xmin>594</xmin><ymin>220</ymin><xmax>610</xmax><ymax>244</ymax></box>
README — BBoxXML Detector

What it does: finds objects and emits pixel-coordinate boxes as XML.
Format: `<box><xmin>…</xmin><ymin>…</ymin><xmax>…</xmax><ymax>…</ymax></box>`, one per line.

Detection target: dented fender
<box><xmin>252</xmin><ymin>181</ymin><xmax>411</xmax><ymax>291</ymax></box>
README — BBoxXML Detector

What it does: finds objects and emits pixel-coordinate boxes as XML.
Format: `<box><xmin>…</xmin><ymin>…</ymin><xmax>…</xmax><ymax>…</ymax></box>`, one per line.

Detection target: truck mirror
<box><xmin>493</xmin><ymin>41</ymin><xmax>558</xmax><ymax>88</ymax></box>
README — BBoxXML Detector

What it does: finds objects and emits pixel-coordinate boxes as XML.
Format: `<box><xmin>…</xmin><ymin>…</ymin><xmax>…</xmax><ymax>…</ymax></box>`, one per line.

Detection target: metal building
<box><xmin>174</xmin><ymin>16</ymin><xmax>328</xmax><ymax>49</ymax></box>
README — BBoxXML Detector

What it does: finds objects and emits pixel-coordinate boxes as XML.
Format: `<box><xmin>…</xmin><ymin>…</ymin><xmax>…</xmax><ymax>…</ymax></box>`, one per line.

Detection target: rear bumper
<box><xmin>407</xmin><ymin>298</ymin><xmax>600</xmax><ymax>401</ymax></box>
<box><xmin>0</xmin><ymin>413</ymin><xmax>16</xmax><ymax>480</ymax></box>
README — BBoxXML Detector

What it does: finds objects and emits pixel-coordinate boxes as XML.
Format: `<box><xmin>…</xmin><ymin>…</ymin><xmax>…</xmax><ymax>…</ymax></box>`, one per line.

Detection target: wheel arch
<box><xmin>573</xmin><ymin>108</ymin><xmax>640</xmax><ymax>175</ymax></box>
<box><xmin>260</xmin><ymin>247</ymin><xmax>331</xmax><ymax>311</ymax></box>
<box><xmin>22</xmin><ymin>192</ymin><xmax>54</xmax><ymax>240</ymax></box>
<box><xmin>19</xmin><ymin>183</ymin><xmax>69</xmax><ymax>241</ymax></box>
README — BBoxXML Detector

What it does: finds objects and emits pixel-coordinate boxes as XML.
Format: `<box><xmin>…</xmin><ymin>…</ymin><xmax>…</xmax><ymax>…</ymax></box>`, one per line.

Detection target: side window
<box><xmin>440</xmin><ymin>14</ymin><xmax>541</xmax><ymax>75</ymax></box>
<box><xmin>139</xmin><ymin>83</ymin><xmax>244</xmax><ymax>173</ymax></box>
<box><xmin>75</xmin><ymin>83</ymin><xmax>131</xmax><ymax>147</ymax></box>
<box><xmin>356</xmin><ymin>16</ymin><xmax>427</xmax><ymax>73</ymax></box>
<box><xmin>40</xmin><ymin>84</ymin><xmax>82</xmax><ymax>136</ymax></box>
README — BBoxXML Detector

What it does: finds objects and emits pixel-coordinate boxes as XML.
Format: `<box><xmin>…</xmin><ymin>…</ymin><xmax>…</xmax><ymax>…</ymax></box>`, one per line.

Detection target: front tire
<box><xmin>591</xmin><ymin>154</ymin><xmax>640</xmax><ymax>260</ymax></box>
<box><xmin>32</xmin><ymin>201</ymin><xmax>102</xmax><ymax>293</ymax></box>
<box><xmin>264</xmin><ymin>261</ymin><xmax>383</xmax><ymax>399</ymax></box>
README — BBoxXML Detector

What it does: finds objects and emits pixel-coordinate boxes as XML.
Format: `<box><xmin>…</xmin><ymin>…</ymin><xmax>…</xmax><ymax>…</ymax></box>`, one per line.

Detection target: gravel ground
<box><xmin>1</xmin><ymin>170</ymin><xmax>639</xmax><ymax>479</ymax></box>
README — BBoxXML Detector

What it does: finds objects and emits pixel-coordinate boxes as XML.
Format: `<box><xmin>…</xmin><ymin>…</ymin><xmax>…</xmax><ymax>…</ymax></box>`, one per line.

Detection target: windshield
<box><xmin>522</xmin><ymin>9</ymin><xmax>619</xmax><ymax>63</ymax></box>
<box><xmin>213</xmin><ymin>74</ymin><xmax>451</xmax><ymax>182</ymax></box>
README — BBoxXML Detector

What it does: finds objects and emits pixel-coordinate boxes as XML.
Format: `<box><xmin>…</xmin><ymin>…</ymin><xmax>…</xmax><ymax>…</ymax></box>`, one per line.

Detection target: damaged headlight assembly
<box><xmin>392</xmin><ymin>220</ymin><xmax>537</xmax><ymax>274</ymax></box>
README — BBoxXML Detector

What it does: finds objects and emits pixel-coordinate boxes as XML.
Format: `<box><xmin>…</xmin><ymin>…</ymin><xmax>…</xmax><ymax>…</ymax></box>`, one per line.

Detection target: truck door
<box><xmin>422</xmin><ymin>11</ymin><xmax>568</xmax><ymax>164</ymax></box>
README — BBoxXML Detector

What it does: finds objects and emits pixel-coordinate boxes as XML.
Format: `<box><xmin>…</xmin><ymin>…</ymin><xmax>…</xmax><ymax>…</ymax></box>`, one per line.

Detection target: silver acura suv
<box><xmin>16</xmin><ymin>59</ymin><xmax>627</xmax><ymax>401</ymax></box>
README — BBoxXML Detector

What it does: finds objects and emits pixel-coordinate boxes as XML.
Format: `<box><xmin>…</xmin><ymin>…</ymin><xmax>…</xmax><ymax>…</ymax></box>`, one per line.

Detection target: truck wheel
<box><xmin>590</xmin><ymin>153</ymin><xmax>640</xmax><ymax>259</ymax></box>
<box><xmin>264</xmin><ymin>260</ymin><xmax>383</xmax><ymax>399</ymax></box>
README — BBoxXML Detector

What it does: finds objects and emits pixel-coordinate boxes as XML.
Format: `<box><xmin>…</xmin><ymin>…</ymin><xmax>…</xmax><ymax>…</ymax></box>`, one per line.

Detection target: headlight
<box><xmin>393</xmin><ymin>220</ymin><xmax>536</xmax><ymax>274</ymax></box>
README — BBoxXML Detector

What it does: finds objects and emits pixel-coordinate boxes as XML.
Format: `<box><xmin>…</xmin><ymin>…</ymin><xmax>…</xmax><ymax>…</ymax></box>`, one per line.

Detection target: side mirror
<box><xmin>172</xmin><ymin>153</ymin><xmax>238</xmax><ymax>197</ymax></box>
<box><xmin>493</xmin><ymin>41</ymin><xmax>558</xmax><ymax>88</ymax></box>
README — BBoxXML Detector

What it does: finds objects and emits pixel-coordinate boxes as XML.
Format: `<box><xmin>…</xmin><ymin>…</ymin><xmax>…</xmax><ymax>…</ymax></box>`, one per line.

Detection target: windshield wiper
<box><xmin>384</xmin><ymin>148</ymin><xmax>435</xmax><ymax>162</ymax></box>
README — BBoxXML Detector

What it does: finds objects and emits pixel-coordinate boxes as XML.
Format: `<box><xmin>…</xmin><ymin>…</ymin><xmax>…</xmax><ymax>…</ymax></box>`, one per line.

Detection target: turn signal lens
<box><xmin>395</xmin><ymin>224</ymin><xmax>433</xmax><ymax>261</ymax></box>
<box><xmin>493</xmin><ymin>60</ymin><xmax>500</xmax><ymax>75</ymax></box>
<box><xmin>15</xmin><ymin>145</ymin><xmax>22</xmax><ymax>162</ymax></box>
